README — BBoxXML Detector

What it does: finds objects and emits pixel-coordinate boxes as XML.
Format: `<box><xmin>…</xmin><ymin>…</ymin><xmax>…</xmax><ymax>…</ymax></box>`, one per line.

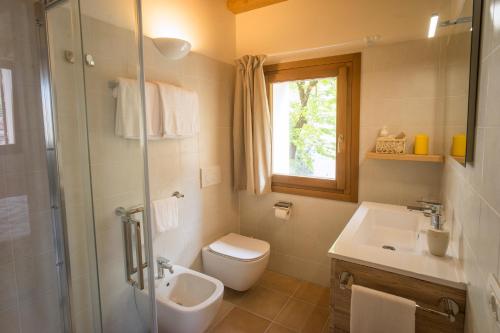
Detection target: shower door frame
<box><xmin>34</xmin><ymin>0</ymin><xmax>158</xmax><ymax>332</ymax></box>
<box><xmin>34</xmin><ymin>1</ymin><xmax>74</xmax><ymax>332</ymax></box>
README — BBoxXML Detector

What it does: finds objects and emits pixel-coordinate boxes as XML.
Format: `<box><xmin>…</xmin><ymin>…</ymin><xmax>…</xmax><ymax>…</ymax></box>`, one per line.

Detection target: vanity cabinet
<box><xmin>330</xmin><ymin>259</ymin><xmax>466</xmax><ymax>333</ymax></box>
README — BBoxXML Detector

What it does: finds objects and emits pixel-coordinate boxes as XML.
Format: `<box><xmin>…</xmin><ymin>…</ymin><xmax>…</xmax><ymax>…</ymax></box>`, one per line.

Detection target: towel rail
<box><xmin>172</xmin><ymin>191</ymin><xmax>184</xmax><ymax>198</ymax></box>
<box><xmin>108</xmin><ymin>80</ymin><xmax>119</xmax><ymax>89</ymax></box>
<box><xmin>339</xmin><ymin>271</ymin><xmax>460</xmax><ymax>323</ymax></box>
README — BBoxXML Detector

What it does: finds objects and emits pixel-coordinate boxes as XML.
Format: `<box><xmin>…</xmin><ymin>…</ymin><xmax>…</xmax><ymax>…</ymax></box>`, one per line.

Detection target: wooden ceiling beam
<box><xmin>227</xmin><ymin>0</ymin><xmax>288</xmax><ymax>14</ymax></box>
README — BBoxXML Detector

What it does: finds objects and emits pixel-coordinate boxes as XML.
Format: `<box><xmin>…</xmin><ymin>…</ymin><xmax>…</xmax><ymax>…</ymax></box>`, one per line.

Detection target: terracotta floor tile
<box><xmin>317</xmin><ymin>288</ymin><xmax>331</xmax><ymax>308</ymax></box>
<box><xmin>212</xmin><ymin>308</ymin><xmax>270</xmax><ymax>333</ymax></box>
<box><xmin>267</xmin><ymin>323</ymin><xmax>298</xmax><ymax>333</ymax></box>
<box><xmin>207</xmin><ymin>300</ymin><xmax>234</xmax><ymax>330</ymax></box>
<box><xmin>301</xmin><ymin>306</ymin><xmax>329</xmax><ymax>333</ymax></box>
<box><xmin>238</xmin><ymin>286</ymin><xmax>289</xmax><ymax>320</ymax></box>
<box><xmin>258</xmin><ymin>270</ymin><xmax>301</xmax><ymax>295</ymax></box>
<box><xmin>274</xmin><ymin>299</ymin><xmax>315</xmax><ymax>331</ymax></box>
<box><xmin>294</xmin><ymin>282</ymin><xmax>329</xmax><ymax>305</ymax></box>
<box><xmin>223</xmin><ymin>287</ymin><xmax>247</xmax><ymax>305</ymax></box>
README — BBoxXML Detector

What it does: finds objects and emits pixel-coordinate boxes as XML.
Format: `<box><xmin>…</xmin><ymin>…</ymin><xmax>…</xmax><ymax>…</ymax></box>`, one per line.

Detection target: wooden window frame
<box><xmin>264</xmin><ymin>53</ymin><xmax>360</xmax><ymax>202</ymax></box>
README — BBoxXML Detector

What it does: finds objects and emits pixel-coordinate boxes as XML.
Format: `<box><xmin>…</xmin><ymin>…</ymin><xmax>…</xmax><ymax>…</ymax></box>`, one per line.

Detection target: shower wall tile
<box><xmin>441</xmin><ymin>1</ymin><xmax>500</xmax><ymax>331</ymax></box>
<box><xmin>145</xmin><ymin>48</ymin><xmax>239</xmax><ymax>271</ymax></box>
<box><xmin>77</xmin><ymin>13</ymin><xmax>238</xmax><ymax>332</ymax></box>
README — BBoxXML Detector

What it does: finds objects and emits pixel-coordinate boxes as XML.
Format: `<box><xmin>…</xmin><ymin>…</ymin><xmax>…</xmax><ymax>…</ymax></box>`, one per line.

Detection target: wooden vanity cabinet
<box><xmin>330</xmin><ymin>259</ymin><xmax>466</xmax><ymax>333</ymax></box>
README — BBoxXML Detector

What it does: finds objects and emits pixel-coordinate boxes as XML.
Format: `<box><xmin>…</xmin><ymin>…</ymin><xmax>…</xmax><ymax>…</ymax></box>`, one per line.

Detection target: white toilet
<box><xmin>202</xmin><ymin>233</ymin><xmax>270</xmax><ymax>291</ymax></box>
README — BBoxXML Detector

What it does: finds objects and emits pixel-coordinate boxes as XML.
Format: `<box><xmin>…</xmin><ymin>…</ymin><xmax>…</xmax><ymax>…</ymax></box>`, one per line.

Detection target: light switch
<box><xmin>200</xmin><ymin>166</ymin><xmax>222</xmax><ymax>188</ymax></box>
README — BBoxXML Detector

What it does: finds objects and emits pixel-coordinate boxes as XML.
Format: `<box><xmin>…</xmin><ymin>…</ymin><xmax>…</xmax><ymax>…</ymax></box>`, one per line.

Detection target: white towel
<box><xmin>114</xmin><ymin>77</ymin><xmax>162</xmax><ymax>139</ymax></box>
<box><xmin>152</xmin><ymin>197</ymin><xmax>179</xmax><ymax>234</ymax></box>
<box><xmin>350</xmin><ymin>285</ymin><xmax>416</xmax><ymax>333</ymax></box>
<box><xmin>155</xmin><ymin>82</ymin><xmax>200</xmax><ymax>138</ymax></box>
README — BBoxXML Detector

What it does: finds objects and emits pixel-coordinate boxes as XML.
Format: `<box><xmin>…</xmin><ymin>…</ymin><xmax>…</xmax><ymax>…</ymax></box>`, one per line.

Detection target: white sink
<box><xmin>351</xmin><ymin>205</ymin><xmax>421</xmax><ymax>253</ymax></box>
<box><xmin>135</xmin><ymin>265</ymin><xmax>224</xmax><ymax>333</ymax></box>
<box><xmin>328</xmin><ymin>202</ymin><xmax>466</xmax><ymax>289</ymax></box>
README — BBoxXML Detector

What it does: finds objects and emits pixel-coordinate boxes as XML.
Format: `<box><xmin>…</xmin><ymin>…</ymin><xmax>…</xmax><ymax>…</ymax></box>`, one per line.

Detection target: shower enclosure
<box><xmin>0</xmin><ymin>0</ymin><xmax>158</xmax><ymax>332</ymax></box>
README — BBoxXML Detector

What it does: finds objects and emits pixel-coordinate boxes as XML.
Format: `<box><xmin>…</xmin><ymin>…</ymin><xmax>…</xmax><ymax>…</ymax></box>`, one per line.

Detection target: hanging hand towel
<box><xmin>152</xmin><ymin>197</ymin><xmax>179</xmax><ymax>234</ymax></box>
<box><xmin>155</xmin><ymin>82</ymin><xmax>200</xmax><ymax>138</ymax></box>
<box><xmin>114</xmin><ymin>77</ymin><xmax>162</xmax><ymax>139</ymax></box>
<box><xmin>350</xmin><ymin>285</ymin><xmax>416</xmax><ymax>333</ymax></box>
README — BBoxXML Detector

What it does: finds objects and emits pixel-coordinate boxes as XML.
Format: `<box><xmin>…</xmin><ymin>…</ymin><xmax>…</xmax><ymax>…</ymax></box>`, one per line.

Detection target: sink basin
<box><xmin>352</xmin><ymin>205</ymin><xmax>421</xmax><ymax>253</ymax></box>
<box><xmin>328</xmin><ymin>201</ymin><xmax>466</xmax><ymax>289</ymax></box>
<box><xmin>135</xmin><ymin>265</ymin><xmax>224</xmax><ymax>333</ymax></box>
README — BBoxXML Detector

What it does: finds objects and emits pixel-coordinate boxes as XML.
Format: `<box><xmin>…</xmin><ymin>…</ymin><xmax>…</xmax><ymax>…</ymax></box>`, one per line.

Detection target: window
<box><xmin>0</xmin><ymin>66</ymin><xmax>15</xmax><ymax>145</ymax></box>
<box><xmin>265</xmin><ymin>54</ymin><xmax>360</xmax><ymax>202</ymax></box>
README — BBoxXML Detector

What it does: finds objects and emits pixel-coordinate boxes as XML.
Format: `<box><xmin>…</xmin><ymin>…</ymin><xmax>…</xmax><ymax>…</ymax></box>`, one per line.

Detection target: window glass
<box><xmin>272</xmin><ymin>77</ymin><xmax>337</xmax><ymax>179</ymax></box>
<box><xmin>0</xmin><ymin>68</ymin><xmax>15</xmax><ymax>145</ymax></box>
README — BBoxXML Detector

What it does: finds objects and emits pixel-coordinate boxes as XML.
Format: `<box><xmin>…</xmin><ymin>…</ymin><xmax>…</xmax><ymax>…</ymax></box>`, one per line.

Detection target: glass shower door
<box><xmin>40</xmin><ymin>0</ymin><xmax>157</xmax><ymax>332</ymax></box>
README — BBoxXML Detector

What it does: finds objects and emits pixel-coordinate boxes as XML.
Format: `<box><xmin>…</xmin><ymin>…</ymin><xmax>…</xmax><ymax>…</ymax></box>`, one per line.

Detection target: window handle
<box><xmin>338</xmin><ymin>134</ymin><xmax>345</xmax><ymax>154</ymax></box>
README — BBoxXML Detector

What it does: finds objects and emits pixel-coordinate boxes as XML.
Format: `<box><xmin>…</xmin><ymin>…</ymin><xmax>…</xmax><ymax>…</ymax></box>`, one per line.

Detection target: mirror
<box><xmin>443</xmin><ymin>0</ymin><xmax>482</xmax><ymax>166</ymax></box>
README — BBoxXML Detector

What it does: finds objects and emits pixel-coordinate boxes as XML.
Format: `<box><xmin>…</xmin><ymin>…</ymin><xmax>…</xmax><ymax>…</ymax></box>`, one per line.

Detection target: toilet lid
<box><xmin>209</xmin><ymin>233</ymin><xmax>270</xmax><ymax>261</ymax></box>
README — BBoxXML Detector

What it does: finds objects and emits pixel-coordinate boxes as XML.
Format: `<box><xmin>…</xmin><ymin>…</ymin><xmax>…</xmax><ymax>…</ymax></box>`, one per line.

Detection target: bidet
<box><xmin>135</xmin><ymin>264</ymin><xmax>223</xmax><ymax>333</ymax></box>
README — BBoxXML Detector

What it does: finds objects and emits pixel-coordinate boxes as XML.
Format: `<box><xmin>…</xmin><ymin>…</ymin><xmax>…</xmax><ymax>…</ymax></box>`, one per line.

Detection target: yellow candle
<box><xmin>452</xmin><ymin>134</ymin><xmax>466</xmax><ymax>157</ymax></box>
<box><xmin>414</xmin><ymin>134</ymin><xmax>429</xmax><ymax>155</ymax></box>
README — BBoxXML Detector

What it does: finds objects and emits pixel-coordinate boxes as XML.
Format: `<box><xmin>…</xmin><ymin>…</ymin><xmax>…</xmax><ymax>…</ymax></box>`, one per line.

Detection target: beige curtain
<box><xmin>233</xmin><ymin>55</ymin><xmax>272</xmax><ymax>195</ymax></box>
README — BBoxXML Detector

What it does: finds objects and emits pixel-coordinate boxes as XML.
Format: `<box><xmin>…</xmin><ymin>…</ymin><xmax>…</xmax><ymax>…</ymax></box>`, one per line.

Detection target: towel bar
<box><xmin>108</xmin><ymin>80</ymin><xmax>119</xmax><ymax>89</ymax></box>
<box><xmin>339</xmin><ymin>271</ymin><xmax>460</xmax><ymax>323</ymax></box>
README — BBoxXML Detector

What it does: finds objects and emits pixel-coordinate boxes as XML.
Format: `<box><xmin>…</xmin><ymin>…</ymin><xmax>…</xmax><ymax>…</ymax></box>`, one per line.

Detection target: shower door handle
<box><xmin>133</xmin><ymin>218</ymin><xmax>145</xmax><ymax>290</ymax></box>
<box><xmin>115</xmin><ymin>206</ymin><xmax>148</xmax><ymax>290</ymax></box>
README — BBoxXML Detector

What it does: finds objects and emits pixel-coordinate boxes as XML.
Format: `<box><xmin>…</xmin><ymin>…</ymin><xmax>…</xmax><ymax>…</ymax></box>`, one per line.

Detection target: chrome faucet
<box><xmin>407</xmin><ymin>200</ymin><xmax>444</xmax><ymax>230</ymax></box>
<box><xmin>156</xmin><ymin>257</ymin><xmax>174</xmax><ymax>279</ymax></box>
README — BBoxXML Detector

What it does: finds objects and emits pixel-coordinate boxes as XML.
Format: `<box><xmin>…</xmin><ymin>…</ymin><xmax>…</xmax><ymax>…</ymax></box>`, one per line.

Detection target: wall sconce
<box><xmin>152</xmin><ymin>37</ymin><xmax>191</xmax><ymax>60</ymax></box>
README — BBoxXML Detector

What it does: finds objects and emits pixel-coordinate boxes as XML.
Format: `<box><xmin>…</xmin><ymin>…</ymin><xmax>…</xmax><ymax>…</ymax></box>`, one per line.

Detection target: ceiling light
<box><xmin>428</xmin><ymin>13</ymin><xmax>439</xmax><ymax>38</ymax></box>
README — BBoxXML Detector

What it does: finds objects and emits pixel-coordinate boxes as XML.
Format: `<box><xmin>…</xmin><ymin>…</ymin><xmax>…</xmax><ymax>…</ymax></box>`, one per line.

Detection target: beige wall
<box><xmin>443</xmin><ymin>31</ymin><xmax>471</xmax><ymax>155</ymax></box>
<box><xmin>235</xmin><ymin>0</ymin><xmax>451</xmax><ymax>58</ymax></box>
<box><xmin>441</xmin><ymin>0</ymin><xmax>500</xmax><ymax>331</ymax></box>
<box><xmin>240</xmin><ymin>37</ymin><xmax>444</xmax><ymax>286</ymax></box>
<box><xmin>80</xmin><ymin>0</ymin><xmax>236</xmax><ymax>64</ymax></box>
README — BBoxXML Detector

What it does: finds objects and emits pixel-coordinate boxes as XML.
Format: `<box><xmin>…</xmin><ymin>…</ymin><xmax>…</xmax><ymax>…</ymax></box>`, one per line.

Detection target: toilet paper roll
<box><xmin>274</xmin><ymin>207</ymin><xmax>291</xmax><ymax>220</ymax></box>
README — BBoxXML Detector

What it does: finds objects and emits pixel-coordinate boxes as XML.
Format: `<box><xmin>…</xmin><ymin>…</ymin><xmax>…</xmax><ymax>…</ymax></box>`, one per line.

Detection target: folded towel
<box><xmin>155</xmin><ymin>82</ymin><xmax>200</xmax><ymax>138</ymax></box>
<box><xmin>152</xmin><ymin>197</ymin><xmax>179</xmax><ymax>234</ymax></box>
<box><xmin>114</xmin><ymin>77</ymin><xmax>162</xmax><ymax>139</ymax></box>
<box><xmin>350</xmin><ymin>285</ymin><xmax>416</xmax><ymax>333</ymax></box>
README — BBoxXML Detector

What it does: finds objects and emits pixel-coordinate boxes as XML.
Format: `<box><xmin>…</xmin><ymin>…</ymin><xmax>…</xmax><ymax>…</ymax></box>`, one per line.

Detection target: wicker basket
<box><xmin>375</xmin><ymin>136</ymin><xmax>407</xmax><ymax>154</ymax></box>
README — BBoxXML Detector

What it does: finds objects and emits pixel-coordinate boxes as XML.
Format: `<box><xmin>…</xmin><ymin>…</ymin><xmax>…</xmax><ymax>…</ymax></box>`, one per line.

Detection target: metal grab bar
<box><xmin>339</xmin><ymin>271</ymin><xmax>460</xmax><ymax>323</ymax></box>
<box><xmin>115</xmin><ymin>206</ymin><xmax>147</xmax><ymax>290</ymax></box>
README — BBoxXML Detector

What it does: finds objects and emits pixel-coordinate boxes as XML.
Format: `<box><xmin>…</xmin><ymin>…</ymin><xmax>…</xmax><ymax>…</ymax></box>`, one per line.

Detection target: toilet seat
<box><xmin>208</xmin><ymin>233</ymin><xmax>269</xmax><ymax>262</ymax></box>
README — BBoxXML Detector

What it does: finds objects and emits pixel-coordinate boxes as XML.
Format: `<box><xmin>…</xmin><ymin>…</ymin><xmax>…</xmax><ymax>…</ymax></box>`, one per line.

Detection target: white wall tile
<box><xmin>441</xmin><ymin>1</ymin><xmax>500</xmax><ymax>330</ymax></box>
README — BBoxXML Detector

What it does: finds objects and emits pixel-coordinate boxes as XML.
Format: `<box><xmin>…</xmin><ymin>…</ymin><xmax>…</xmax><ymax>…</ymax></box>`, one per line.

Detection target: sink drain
<box><xmin>382</xmin><ymin>245</ymin><xmax>396</xmax><ymax>251</ymax></box>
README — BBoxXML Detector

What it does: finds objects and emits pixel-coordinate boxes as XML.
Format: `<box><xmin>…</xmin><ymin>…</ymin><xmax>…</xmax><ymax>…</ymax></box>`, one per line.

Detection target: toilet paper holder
<box><xmin>273</xmin><ymin>201</ymin><xmax>293</xmax><ymax>209</ymax></box>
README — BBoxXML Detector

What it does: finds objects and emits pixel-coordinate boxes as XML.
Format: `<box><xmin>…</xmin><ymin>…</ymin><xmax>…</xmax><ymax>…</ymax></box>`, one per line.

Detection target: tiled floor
<box><xmin>207</xmin><ymin>270</ymin><xmax>331</xmax><ymax>333</ymax></box>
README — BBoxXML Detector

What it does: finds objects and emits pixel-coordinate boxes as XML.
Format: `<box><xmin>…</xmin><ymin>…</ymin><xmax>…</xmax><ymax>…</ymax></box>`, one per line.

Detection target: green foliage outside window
<box><xmin>288</xmin><ymin>77</ymin><xmax>337</xmax><ymax>176</ymax></box>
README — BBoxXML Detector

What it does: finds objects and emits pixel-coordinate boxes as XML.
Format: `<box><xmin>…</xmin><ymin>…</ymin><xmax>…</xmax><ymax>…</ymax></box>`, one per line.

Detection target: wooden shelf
<box><xmin>366</xmin><ymin>152</ymin><xmax>444</xmax><ymax>163</ymax></box>
<box><xmin>451</xmin><ymin>156</ymin><xmax>466</xmax><ymax>164</ymax></box>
